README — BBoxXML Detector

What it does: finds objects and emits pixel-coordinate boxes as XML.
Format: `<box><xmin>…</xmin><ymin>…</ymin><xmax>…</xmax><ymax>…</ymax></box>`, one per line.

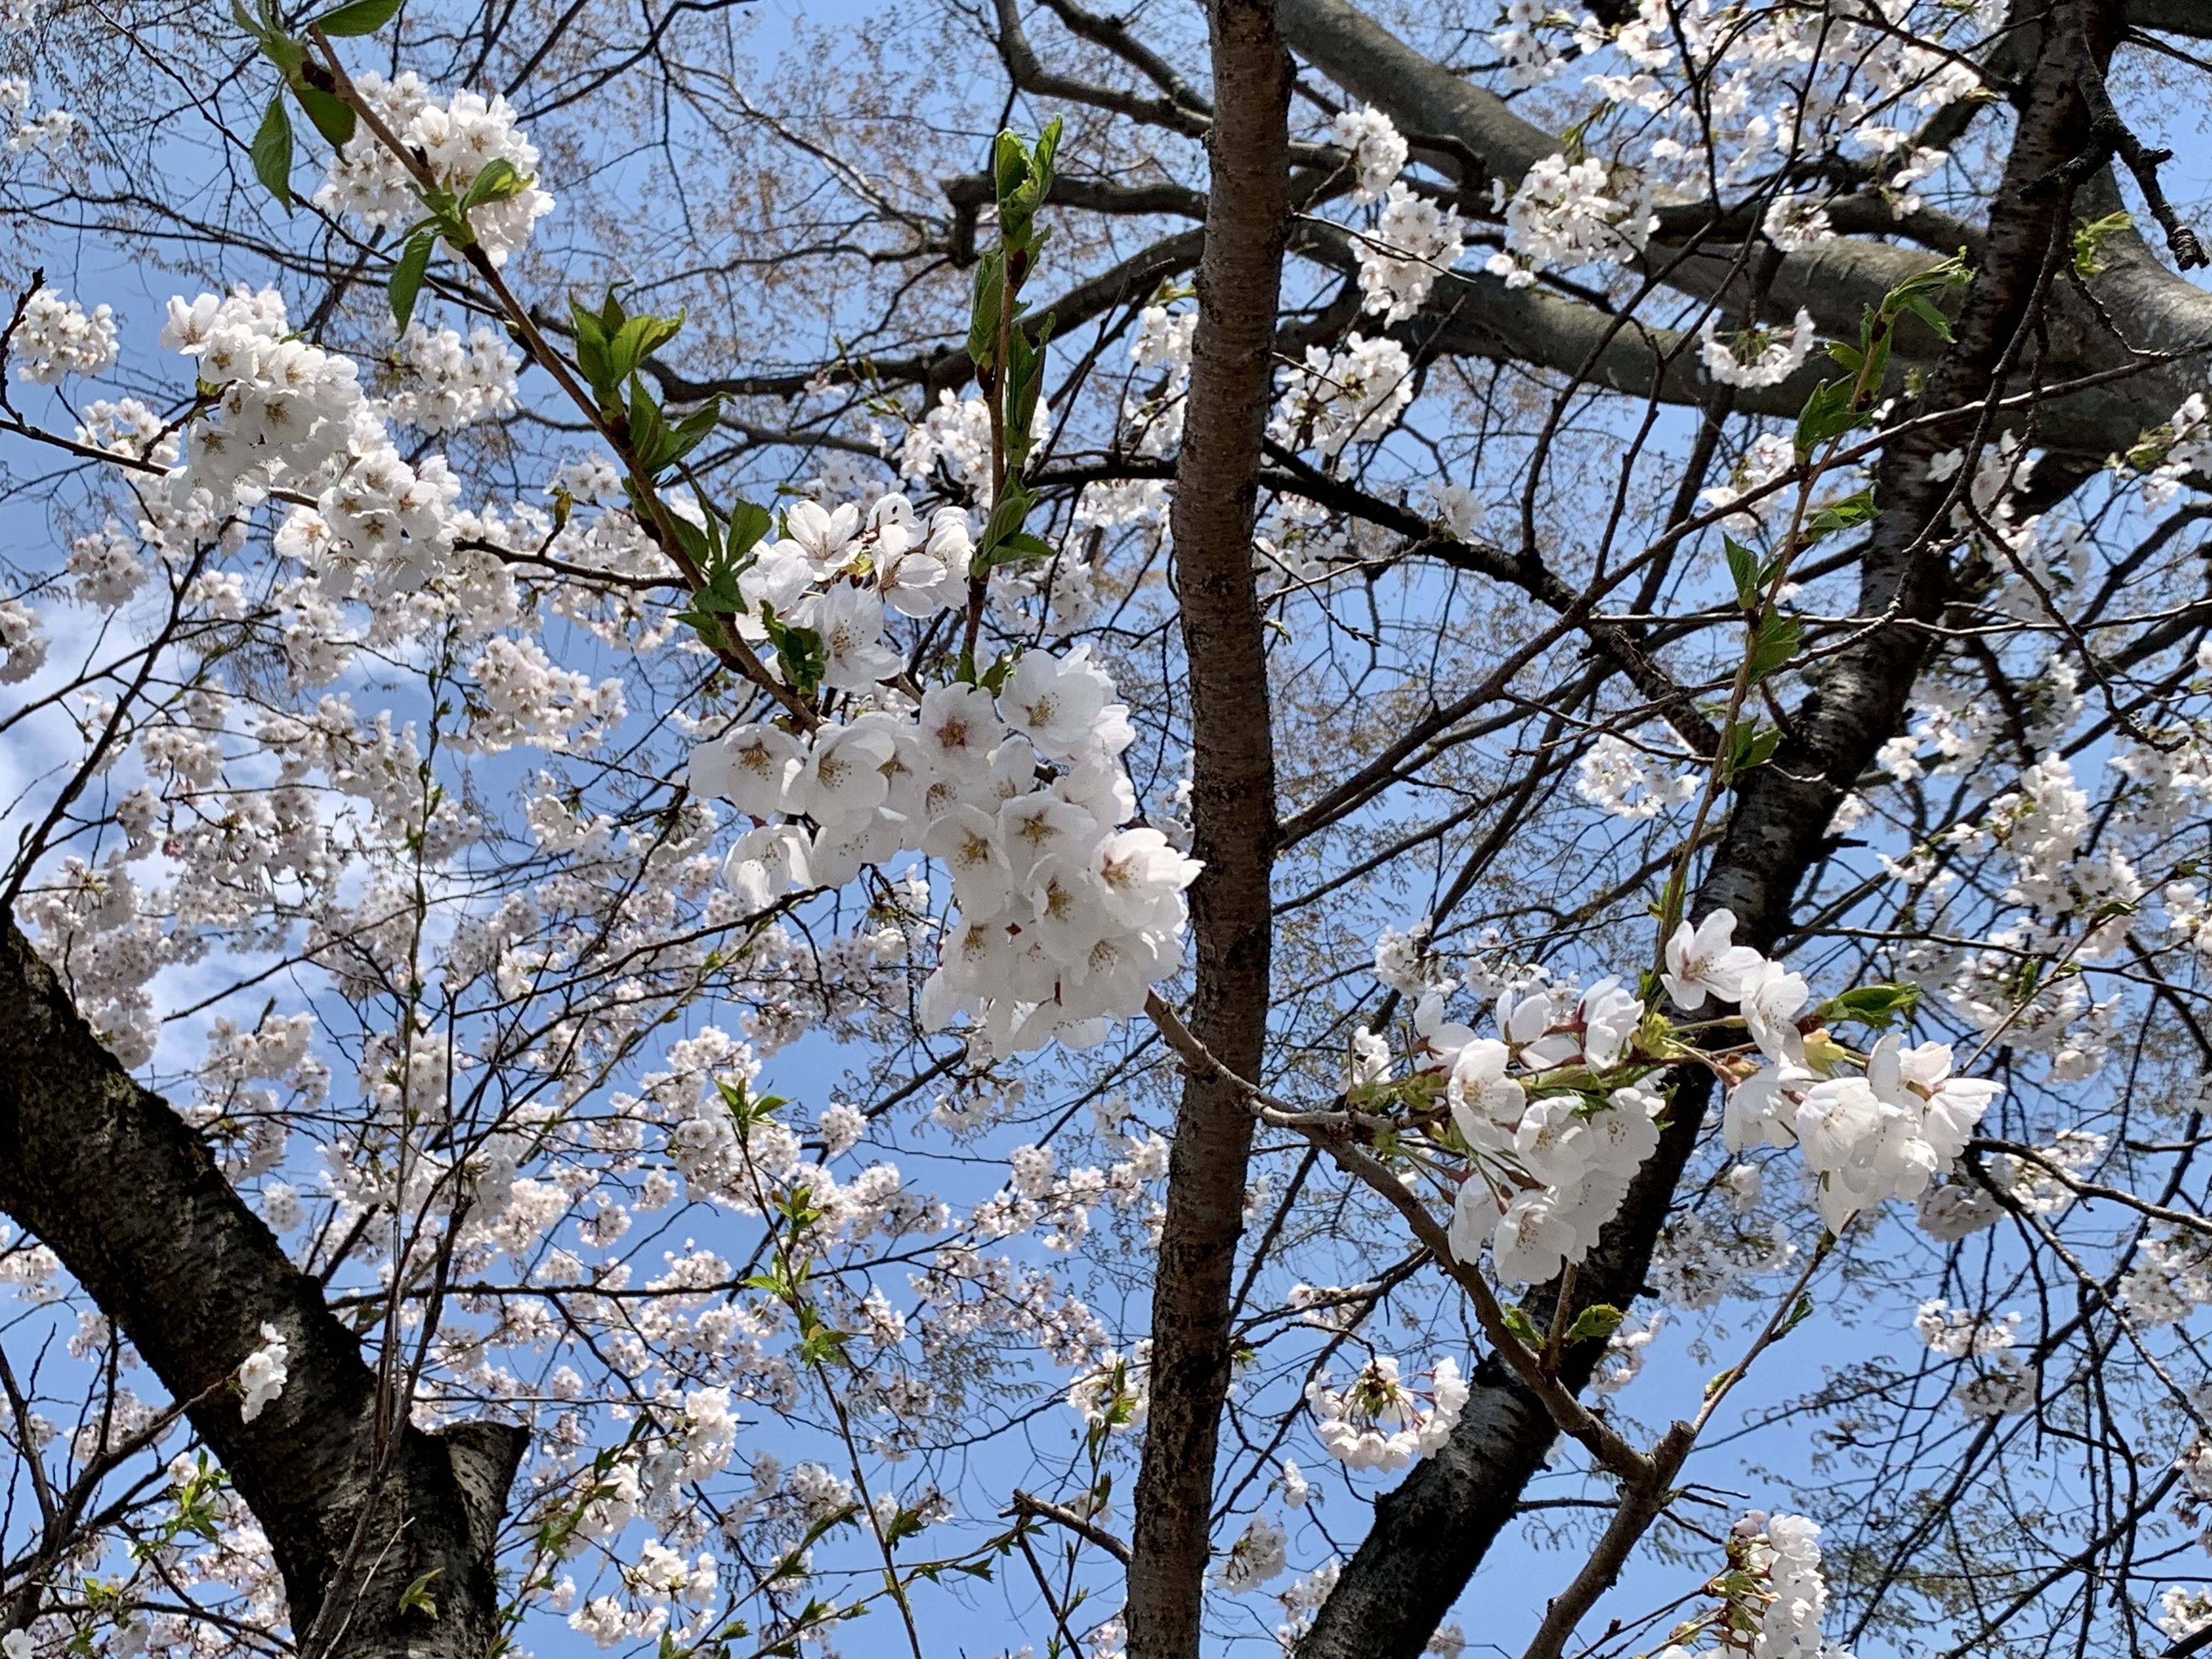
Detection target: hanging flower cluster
<box><xmin>314</xmin><ymin>72</ymin><xmax>554</xmax><ymax>263</ymax></box>
<box><xmin>1354</xmin><ymin>910</ymin><xmax>2002</xmax><ymax>1287</ymax></box>
<box><xmin>1303</xmin><ymin>1355</ymin><xmax>1468</xmax><ymax>1471</ymax></box>
<box><xmin>1656</xmin><ymin>1510</ymin><xmax>1846</xmax><ymax>1659</ymax></box>
<box><xmin>688</xmin><ymin>496</ymin><xmax>1202</xmax><ymax>1052</ymax></box>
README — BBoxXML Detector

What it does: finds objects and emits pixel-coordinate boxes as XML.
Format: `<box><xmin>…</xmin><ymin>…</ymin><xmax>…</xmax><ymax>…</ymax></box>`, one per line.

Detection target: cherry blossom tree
<box><xmin>5</xmin><ymin>1</ymin><xmax>2212</xmax><ymax>1658</ymax></box>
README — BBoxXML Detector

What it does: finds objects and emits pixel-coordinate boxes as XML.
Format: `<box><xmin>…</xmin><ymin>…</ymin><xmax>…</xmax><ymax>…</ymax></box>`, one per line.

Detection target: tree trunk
<box><xmin>1299</xmin><ymin>4</ymin><xmax>2123</xmax><ymax>1653</ymax></box>
<box><xmin>1123</xmin><ymin>1</ymin><xmax>1291</xmax><ymax>1654</ymax></box>
<box><xmin>0</xmin><ymin>918</ymin><xmax>525</xmax><ymax>1659</ymax></box>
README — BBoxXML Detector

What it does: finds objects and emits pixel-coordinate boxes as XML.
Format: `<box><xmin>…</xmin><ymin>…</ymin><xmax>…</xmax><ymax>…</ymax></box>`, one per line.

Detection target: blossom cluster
<box><xmin>687</xmin><ymin>496</ymin><xmax>1200</xmax><ymax>1050</ymax></box>
<box><xmin>314</xmin><ymin>72</ymin><xmax>555</xmax><ymax>262</ymax></box>
<box><xmin>1684</xmin><ymin>1510</ymin><xmax>1842</xmax><ymax>1659</ymax></box>
<box><xmin>1575</xmin><ymin>732</ymin><xmax>1699</xmax><ymax>819</ymax></box>
<box><xmin>1269</xmin><ymin>334</ymin><xmax>1414</xmax><ymax>459</ymax></box>
<box><xmin>1699</xmin><ymin>307</ymin><xmax>1820</xmax><ymax>390</ymax></box>
<box><xmin>1329</xmin><ymin>104</ymin><xmax>1408</xmax><ymax>205</ymax></box>
<box><xmin>1914</xmin><ymin>1299</ymin><xmax>2035</xmax><ymax>1417</ymax></box>
<box><xmin>0</xmin><ymin>76</ymin><xmax>74</xmax><ymax>154</ymax></box>
<box><xmin>1359</xmin><ymin>183</ymin><xmax>1466</xmax><ymax>326</ymax></box>
<box><xmin>1486</xmin><ymin>153</ymin><xmax>1654</xmax><ymax>291</ymax></box>
<box><xmin>386</xmin><ymin>323</ymin><xmax>522</xmax><ymax>433</ymax></box>
<box><xmin>1724</xmin><ymin>1029</ymin><xmax>1999</xmax><ymax>1233</ymax></box>
<box><xmin>1215</xmin><ymin>1513</ymin><xmax>1288</xmax><ymax>1593</ymax></box>
<box><xmin>235</xmin><ymin>1324</ymin><xmax>289</xmax><ymax>1424</ymax></box>
<box><xmin>8</xmin><ymin>286</ymin><xmax>117</xmax><ymax>383</ymax></box>
<box><xmin>1476</xmin><ymin>0</ymin><xmax>2000</xmax><ymax>301</ymax></box>
<box><xmin>1304</xmin><ymin>1355</ymin><xmax>1468</xmax><ymax>1471</ymax></box>
<box><xmin>1364</xmin><ymin>909</ymin><xmax>2005</xmax><ymax>1288</ymax></box>
<box><xmin>161</xmin><ymin>285</ymin><xmax>477</xmax><ymax>599</ymax></box>
<box><xmin>1068</xmin><ymin>303</ymin><xmax>1193</xmax><ymax>530</ymax></box>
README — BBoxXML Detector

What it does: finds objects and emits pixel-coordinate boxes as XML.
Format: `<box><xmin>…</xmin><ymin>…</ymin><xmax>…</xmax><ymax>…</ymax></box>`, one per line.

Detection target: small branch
<box><xmin>1141</xmin><ymin>991</ymin><xmax>1651</xmax><ymax>1484</ymax></box>
<box><xmin>0</xmin><ymin>268</ymin><xmax>43</xmax><ymax>420</ymax></box>
<box><xmin>990</xmin><ymin>0</ymin><xmax>1209</xmax><ymax>136</ymax></box>
<box><xmin>1037</xmin><ymin>0</ymin><xmax>1214</xmax><ymax>117</ymax></box>
<box><xmin>1517</xmin><ymin>1420</ymin><xmax>1695</xmax><ymax>1659</ymax></box>
<box><xmin>2031</xmin><ymin>13</ymin><xmax>2207</xmax><ymax>269</ymax></box>
<box><xmin>1005</xmin><ymin>1491</ymin><xmax>1132</xmax><ymax>1565</ymax></box>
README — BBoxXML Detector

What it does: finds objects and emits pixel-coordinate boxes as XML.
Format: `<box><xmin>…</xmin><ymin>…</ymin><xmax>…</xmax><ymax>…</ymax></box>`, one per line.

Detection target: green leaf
<box><xmin>1564</xmin><ymin>1304</ymin><xmax>1626</xmax><ymax>1345</ymax></box>
<box><xmin>1778</xmin><ymin>1292</ymin><xmax>1816</xmax><ymax>1336</ymax></box>
<box><xmin>991</xmin><ymin>531</ymin><xmax>1056</xmax><ymax>566</ymax></box>
<box><xmin>1878</xmin><ymin>249</ymin><xmax>1971</xmax><ymax>342</ymax></box>
<box><xmin>606</xmin><ymin>310</ymin><xmax>685</xmax><ymax>386</ymax></box>
<box><xmin>1855</xmin><ymin>327</ymin><xmax>1894</xmax><ymax>400</ymax></box>
<box><xmin>568</xmin><ymin>296</ymin><xmax>616</xmax><ymax>404</ymax></box>
<box><xmin>625</xmin><ymin>375</ymin><xmax>671</xmax><ymax>471</ymax></box>
<box><xmin>1004</xmin><ymin>311</ymin><xmax>1056</xmax><ymax>471</ymax></box>
<box><xmin>388</xmin><ymin>230</ymin><xmax>435</xmax><ymax>332</ymax></box>
<box><xmin>628</xmin><ymin>391</ymin><xmax>719</xmax><ymax>479</ymax></box>
<box><xmin>882</xmin><ymin>1504</ymin><xmax>927</xmax><ymax>1548</ymax></box>
<box><xmin>1499</xmin><ymin>1305</ymin><xmax>1542</xmax><ymax>1348</ymax></box>
<box><xmin>758</xmin><ymin>605</ymin><xmax>827</xmax><ymax>699</ymax></box>
<box><xmin>664</xmin><ymin>504</ymin><xmax>719</xmax><ymax>572</ymax></box>
<box><xmin>313</xmin><ymin>0</ymin><xmax>405</xmax><ymax>33</ymax></box>
<box><xmin>1900</xmin><ymin>293</ymin><xmax>1953</xmax><ymax>342</ymax></box>
<box><xmin>660</xmin><ymin>398</ymin><xmax>723</xmax><ymax>472</ymax></box>
<box><xmin>967</xmin><ymin>250</ymin><xmax>1006</xmax><ymax>370</ymax></box>
<box><xmin>974</xmin><ymin>481</ymin><xmax>1038</xmax><ymax>569</ymax></box>
<box><xmin>1720</xmin><ymin>720</ymin><xmax>1784</xmax><ymax>780</ymax></box>
<box><xmin>796</xmin><ymin>1502</ymin><xmax>862</xmax><ymax>1553</ymax></box>
<box><xmin>1820</xmin><ymin>982</ymin><xmax>1920</xmax><ymax>1030</ymax></box>
<box><xmin>993</xmin><ymin>128</ymin><xmax>1029</xmax><ymax>210</ymax></box>
<box><xmin>1033</xmin><ymin>117</ymin><xmax>1061</xmax><ymax>189</ymax></box>
<box><xmin>293</xmin><ymin>84</ymin><xmax>356</xmax><ymax>146</ymax></box>
<box><xmin>251</xmin><ymin>92</ymin><xmax>294</xmax><ymax>211</ymax></box>
<box><xmin>994</xmin><ymin>116</ymin><xmax>1062</xmax><ymax>250</ymax></box>
<box><xmin>238</xmin><ymin>4</ymin><xmax>309</xmax><ymax>78</ymax></box>
<box><xmin>1793</xmin><ymin>376</ymin><xmax>1865</xmax><ymax>461</ymax></box>
<box><xmin>398</xmin><ymin>1566</ymin><xmax>441</xmax><ymax>1620</ymax></box>
<box><xmin>726</xmin><ymin>498</ymin><xmax>773</xmax><ymax>561</ymax></box>
<box><xmin>458</xmin><ymin>156</ymin><xmax>527</xmax><ymax>212</ymax></box>
<box><xmin>1722</xmin><ymin>534</ymin><xmax>1760</xmax><ymax>610</ymax></box>
<box><xmin>1744</xmin><ymin>612</ymin><xmax>1801</xmax><ymax>684</ymax></box>
<box><xmin>2073</xmin><ymin>210</ymin><xmax>2133</xmax><ymax>279</ymax></box>
<box><xmin>1803</xmin><ymin>487</ymin><xmax>1876</xmax><ymax>542</ymax></box>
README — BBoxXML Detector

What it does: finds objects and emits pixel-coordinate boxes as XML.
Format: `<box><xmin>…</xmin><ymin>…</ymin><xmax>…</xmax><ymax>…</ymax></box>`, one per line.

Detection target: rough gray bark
<box><xmin>2131</xmin><ymin>0</ymin><xmax>2212</xmax><ymax>35</ymax></box>
<box><xmin>0</xmin><ymin>918</ymin><xmax>525</xmax><ymax>1659</ymax></box>
<box><xmin>1276</xmin><ymin>0</ymin><xmax>2212</xmax><ymax>465</ymax></box>
<box><xmin>1297</xmin><ymin>3</ymin><xmax>2126</xmax><ymax>1654</ymax></box>
<box><xmin>1122</xmin><ymin>0</ymin><xmax>1290</xmax><ymax>1654</ymax></box>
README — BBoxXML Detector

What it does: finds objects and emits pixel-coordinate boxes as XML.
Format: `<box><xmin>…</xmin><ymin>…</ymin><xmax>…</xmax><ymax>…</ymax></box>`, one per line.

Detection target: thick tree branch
<box><xmin>1277</xmin><ymin>0</ymin><xmax>2212</xmax><ymax>453</ymax></box>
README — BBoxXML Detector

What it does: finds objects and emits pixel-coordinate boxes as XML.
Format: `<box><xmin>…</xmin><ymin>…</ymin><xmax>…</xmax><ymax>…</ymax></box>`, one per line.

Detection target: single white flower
<box><xmin>1662</xmin><ymin>909</ymin><xmax>1764</xmax><ymax>1009</ymax></box>
<box><xmin>238</xmin><ymin>1322</ymin><xmax>290</xmax><ymax>1423</ymax></box>
<box><xmin>916</xmin><ymin>682</ymin><xmax>1003</xmax><ymax>780</ymax></box>
<box><xmin>792</xmin><ymin>721</ymin><xmax>896</xmax><ymax>825</ymax></box>
<box><xmin>1737</xmin><ymin>958</ymin><xmax>1809</xmax><ymax>1064</ymax></box>
<box><xmin>692</xmin><ymin>723</ymin><xmax>801</xmax><ymax>817</ymax></box>
<box><xmin>998</xmin><ymin>645</ymin><xmax>1117</xmax><ymax>758</ymax></box>
<box><xmin>783</xmin><ymin>498</ymin><xmax>860</xmax><ymax>572</ymax></box>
